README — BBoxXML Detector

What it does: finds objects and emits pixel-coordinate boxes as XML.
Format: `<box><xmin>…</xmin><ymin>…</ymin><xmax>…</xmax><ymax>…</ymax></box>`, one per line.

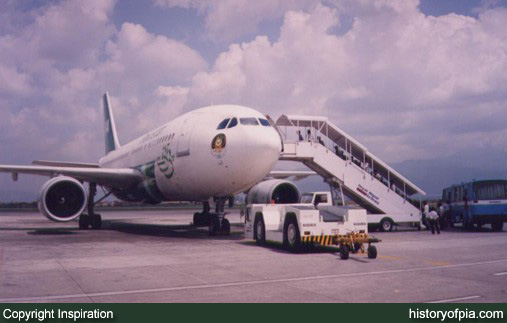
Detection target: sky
<box><xmin>1</xmin><ymin>0</ymin><xmax>507</xmax><ymax>201</ymax></box>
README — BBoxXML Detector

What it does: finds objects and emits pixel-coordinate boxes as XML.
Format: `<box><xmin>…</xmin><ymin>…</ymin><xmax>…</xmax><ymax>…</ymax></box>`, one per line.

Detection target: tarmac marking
<box><xmin>424</xmin><ymin>260</ymin><xmax>450</xmax><ymax>266</ymax></box>
<box><xmin>493</xmin><ymin>272</ymin><xmax>507</xmax><ymax>276</ymax></box>
<box><xmin>427</xmin><ymin>295</ymin><xmax>481</xmax><ymax>303</ymax></box>
<box><xmin>378</xmin><ymin>255</ymin><xmax>402</xmax><ymax>260</ymax></box>
<box><xmin>1</xmin><ymin>258</ymin><xmax>506</xmax><ymax>303</ymax></box>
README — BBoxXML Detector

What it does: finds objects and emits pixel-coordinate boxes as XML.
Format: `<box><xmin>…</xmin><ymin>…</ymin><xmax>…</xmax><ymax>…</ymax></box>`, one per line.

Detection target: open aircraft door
<box><xmin>176</xmin><ymin>116</ymin><xmax>197</xmax><ymax>157</ymax></box>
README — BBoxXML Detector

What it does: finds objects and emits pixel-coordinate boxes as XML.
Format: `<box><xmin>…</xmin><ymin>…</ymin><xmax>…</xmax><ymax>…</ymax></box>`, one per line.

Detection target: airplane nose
<box><xmin>246</xmin><ymin>129</ymin><xmax>281</xmax><ymax>165</ymax></box>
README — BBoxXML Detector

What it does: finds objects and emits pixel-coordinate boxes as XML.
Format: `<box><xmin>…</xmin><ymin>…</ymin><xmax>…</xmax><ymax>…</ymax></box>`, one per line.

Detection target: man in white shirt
<box><xmin>427</xmin><ymin>208</ymin><xmax>440</xmax><ymax>234</ymax></box>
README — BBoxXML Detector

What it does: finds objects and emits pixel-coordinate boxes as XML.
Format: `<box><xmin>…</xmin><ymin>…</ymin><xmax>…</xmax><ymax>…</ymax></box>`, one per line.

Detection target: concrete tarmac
<box><xmin>0</xmin><ymin>209</ymin><xmax>506</xmax><ymax>303</ymax></box>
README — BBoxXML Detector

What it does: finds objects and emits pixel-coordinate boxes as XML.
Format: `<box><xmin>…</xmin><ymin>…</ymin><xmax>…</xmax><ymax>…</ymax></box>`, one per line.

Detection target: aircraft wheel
<box><xmin>79</xmin><ymin>215</ymin><xmax>90</xmax><ymax>230</ymax></box>
<box><xmin>367</xmin><ymin>245</ymin><xmax>377</xmax><ymax>259</ymax></box>
<box><xmin>340</xmin><ymin>245</ymin><xmax>350</xmax><ymax>260</ymax></box>
<box><xmin>90</xmin><ymin>214</ymin><xmax>102</xmax><ymax>230</ymax></box>
<box><xmin>193</xmin><ymin>213</ymin><xmax>201</xmax><ymax>226</ymax></box>
<box><xmin>221</xmin><ymin>218</ymin><xmax>230</xmax><ymax>235</ymax></box>
<box><xmin>254</xmin><ymin>216</ymin><xmax>266</xmax><ymax>246</ymax></box>
<box><xmin>208</xmin><ymin>216</ymin><xmax>220</xmax><ymax>236</ymax></box>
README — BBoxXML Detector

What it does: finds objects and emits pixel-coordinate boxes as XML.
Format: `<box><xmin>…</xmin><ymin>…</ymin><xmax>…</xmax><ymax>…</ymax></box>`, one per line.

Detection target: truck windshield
<box><xmin>300</xmin><ymin>194</ymin><xmax>313</xmax><ymax>204</ymax></box>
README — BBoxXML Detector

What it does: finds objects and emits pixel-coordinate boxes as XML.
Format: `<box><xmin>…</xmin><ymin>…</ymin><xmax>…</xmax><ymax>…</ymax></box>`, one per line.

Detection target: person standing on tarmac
<box><xmin>423</xmin><ymin>201</ymin><xmax>430</xmax><ymax>229</ymax></box>
<box><xmin>427</xmin><ymin>207</ymin><xmax>440</xmax><ymax>234</ymax></box>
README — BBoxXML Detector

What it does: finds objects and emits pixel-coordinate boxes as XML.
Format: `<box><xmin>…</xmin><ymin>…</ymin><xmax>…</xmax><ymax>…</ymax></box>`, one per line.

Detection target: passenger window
<box><xmin>227</xmin><ymin>118</ymin><xmax>238</xmax><ymax>128</ymax></box>
<box><xmin>318</xmin><ymin>194</ymin><xmax>327</xmax><ymax>203</ymax></box>
<box><xmin>240</xmin><ymin>118</ymin><xmax>259</xmax><ymax>125</ymax></box>
<box><xmin>259</xmin><ymin>118</ymin><xmax>271</xmax><ymax>126</ymax></box>
<box><xmin>217</xmin><ymin>118</ymin><xmax>230</xmax><ymax>130</ymax></box>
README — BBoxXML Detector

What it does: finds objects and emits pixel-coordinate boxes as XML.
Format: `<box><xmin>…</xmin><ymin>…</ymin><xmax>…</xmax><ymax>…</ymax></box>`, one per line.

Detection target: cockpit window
<box><xmin>227</xmin><ymin>117</ymin><xmax>238</xmax><ymax>128</ymax></box>
<box><xmin>240</xmin><ymin>118</ymin><xmax>259</xmax><ymax>126</ymax></box>
<box><xmin>259</xmin><ymin>118</ymin><xmax>271</xmax><ymax>127</ymax></box>
<box><xmin>217</xmin><ymin>118</ymin><xmax>230</xmax><ymax>130</ymax></box>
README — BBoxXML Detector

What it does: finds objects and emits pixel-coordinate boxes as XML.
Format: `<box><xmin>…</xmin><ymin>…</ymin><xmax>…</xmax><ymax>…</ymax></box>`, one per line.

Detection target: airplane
<box><xmin>0</xmin><ymin>93</ymin><xmax>307</xmax><ymax>235</ymax></box>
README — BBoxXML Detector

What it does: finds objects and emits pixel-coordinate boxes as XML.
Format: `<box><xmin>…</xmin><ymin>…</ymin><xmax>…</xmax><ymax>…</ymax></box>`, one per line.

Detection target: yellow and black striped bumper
<box><xmin>301</xmin><ymin>234</ymin><xmax>336</xmax><ymax>246</ymax></box>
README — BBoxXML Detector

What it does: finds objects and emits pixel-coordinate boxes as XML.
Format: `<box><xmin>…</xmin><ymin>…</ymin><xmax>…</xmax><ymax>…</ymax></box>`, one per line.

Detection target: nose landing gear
<box><xmin>192</xmin><ymin>197</ymin><xmax>231</xmax><ymax>236</ymax></box>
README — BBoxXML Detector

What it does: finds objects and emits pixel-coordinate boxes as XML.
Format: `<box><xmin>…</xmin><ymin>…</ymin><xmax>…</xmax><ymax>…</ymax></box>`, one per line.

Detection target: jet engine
<box><xmin>246</xmin><ymin>179</ymin><xmax>300</xmax><ymax>204</ymax></box>
<box><xmin>38</xmin><ymin>176</ymin><xmax>88</xmax><ymax>222</ymax></box>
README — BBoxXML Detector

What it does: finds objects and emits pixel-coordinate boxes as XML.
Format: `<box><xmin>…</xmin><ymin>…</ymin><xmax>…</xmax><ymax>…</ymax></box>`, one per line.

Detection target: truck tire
<box><xmin>367</xmin><ymin>245</ymin><xmax>377</xmax><ymax>259</ymax></box>
<box><xmin>379</xmin><ymin>217</ymin><xmax>394</xmax><ymax>232</ymax></box>
<box><xmin>284</xmin><ymin>216</ymin><xmax>301</xmax><ymax>252</ymax></box>
<box><xmin>254</xmin><ymin>215</ymin><xmax>266</xmax><ymax>245</ymax></box>
<box><xmin>492</xmin><ymin>221</ymin><xmax>503</xmax><ymax>232</ymax></box>
<box><xmin>340</xmin><ymin>245</ymin><xmax>349</xmax><ymax>260</ymax></box>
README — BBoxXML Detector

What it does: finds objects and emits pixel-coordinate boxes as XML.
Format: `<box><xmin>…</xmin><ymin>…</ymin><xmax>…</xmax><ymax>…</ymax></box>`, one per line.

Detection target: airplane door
<box><xmin>176</xmin><ymin>116</ymin><xmax>196</xmax><ymax>157</ymax></box>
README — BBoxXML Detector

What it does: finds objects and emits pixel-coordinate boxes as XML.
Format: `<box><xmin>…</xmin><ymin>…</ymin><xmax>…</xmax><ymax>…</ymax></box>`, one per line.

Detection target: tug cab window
<box><xmin>227</xmin><ymin>118</ymin><xmax>238</xmax><ymax>128</ymax></box>
<box><xmin>240</xmin><ymin>118</ymin><xmax>259</xmax><ymax>125</ymax></box>
<box><xmin>259</xmin><ymin>118</ymin><xmax>271</xmax><ymax>127</ymax></box>
<box><xmin>217</xmin><ymin>118</ymin><xmax>230</xmax><ymax>130</ymax></box>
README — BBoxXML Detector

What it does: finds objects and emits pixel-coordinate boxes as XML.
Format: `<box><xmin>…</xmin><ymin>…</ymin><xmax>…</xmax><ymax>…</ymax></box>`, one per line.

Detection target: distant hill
<box><xmin>0</xmin><ymin>189</ymin><xmax>37</xmax><ymax>203</ymax></box>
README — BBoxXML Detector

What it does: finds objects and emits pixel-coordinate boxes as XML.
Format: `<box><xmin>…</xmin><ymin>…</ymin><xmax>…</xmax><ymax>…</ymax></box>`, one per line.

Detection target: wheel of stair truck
<box><xmin>221</xmin><ymin>218</ymin><xmax>230</xmax><ymax>235</ymax></box>
<box><xmin>492</xmin><ymin>221</ymin><xmax>504</xmax><ymax>232</ymax></box>
<box><xmin>367</xmin><ymin>245</ymin><xmax>377</xmax><ymax>259</ymax></box>
<box><xmin>253</xmin><ymin>214</ymin><xmax>266</xmax><ymax>246</ymax></box>
<box><xmin>379</xmin><ymin>217</ymin><xmax>394</xmax><ymax>232</ymax></box>
<box><xmin>283</xmin><ymin>215</ymin><xmax>301</xmax><ymax>252</ymax></box>
<box><xmin>340</xmin><ymin>245</ymin><xmax>349</xmax><ymax>260</ymax></box>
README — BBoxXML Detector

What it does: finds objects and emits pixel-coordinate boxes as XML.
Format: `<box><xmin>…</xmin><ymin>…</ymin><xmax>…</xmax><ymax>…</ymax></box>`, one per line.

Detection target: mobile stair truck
<box><xmin>244</xmin><ymin>191</ymin><xmax>381</xmax><ymax>260</ymax></box>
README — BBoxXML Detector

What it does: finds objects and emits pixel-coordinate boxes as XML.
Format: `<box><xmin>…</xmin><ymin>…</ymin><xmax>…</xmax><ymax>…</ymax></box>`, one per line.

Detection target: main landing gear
<box><xmin>192</xmin><ymin>198</ymin><xmax>231</xmax><ymax>236</ymax></box>
<box><xmin>79</xmin><ymin>182</ymin><xmax>102</xmax><ymax>230</ymax></box>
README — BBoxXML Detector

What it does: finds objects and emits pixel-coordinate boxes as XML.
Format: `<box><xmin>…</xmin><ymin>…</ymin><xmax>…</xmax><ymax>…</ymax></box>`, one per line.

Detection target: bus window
<box><xmin>475</xmin><ymin>182</ymin><xmax>507</xmax><ymax>200</ymax></box>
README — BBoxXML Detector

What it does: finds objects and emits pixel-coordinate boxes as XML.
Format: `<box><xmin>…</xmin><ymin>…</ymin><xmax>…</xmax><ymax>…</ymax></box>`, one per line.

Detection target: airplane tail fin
<box><xmin>102</xmin><ymin>92</ymin><xmax>121</xmax><ymax>154</ymax></box>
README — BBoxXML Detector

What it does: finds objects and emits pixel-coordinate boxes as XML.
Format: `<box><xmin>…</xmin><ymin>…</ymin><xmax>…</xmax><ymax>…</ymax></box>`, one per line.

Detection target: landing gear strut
<box><xmin>208</xmin><ymin>197</ymin><xmax>230</xmax><ymax>236</ymax></box>
<box><xmin>79</xmin><ymin>182</ymin><xmax>102</xmax><ymax>230</ymax></box>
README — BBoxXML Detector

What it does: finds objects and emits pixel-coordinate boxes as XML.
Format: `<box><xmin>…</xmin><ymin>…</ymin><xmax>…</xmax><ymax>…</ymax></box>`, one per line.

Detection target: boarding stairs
<box><xmin>275</xmin><ymin>115</ymin><xmax>425</xmax><ymax>226</ymax></box>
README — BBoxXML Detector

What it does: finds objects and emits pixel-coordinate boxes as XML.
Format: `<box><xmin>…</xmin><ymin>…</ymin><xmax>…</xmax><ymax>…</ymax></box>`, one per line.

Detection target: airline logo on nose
<box><xmin>211</xmin><ymin>134</ymin><xmax>226</xmax><ymax>153</ymax></box>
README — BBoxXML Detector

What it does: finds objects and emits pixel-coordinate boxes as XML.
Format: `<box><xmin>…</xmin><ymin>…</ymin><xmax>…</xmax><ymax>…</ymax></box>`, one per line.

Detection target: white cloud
<box><xmin>0</xmin><ymin>0</ymin><xmax>208</xmax><ymax>165</ymax></box>
<box><xmin>181</xmin><ymin>2</ymin><xmax>507</xmax><ymax>162</ymax></box>
<box><xmin>154</xmin><ymin>0</ymin><xmax>318</xmax><ymax>42</ymax></box>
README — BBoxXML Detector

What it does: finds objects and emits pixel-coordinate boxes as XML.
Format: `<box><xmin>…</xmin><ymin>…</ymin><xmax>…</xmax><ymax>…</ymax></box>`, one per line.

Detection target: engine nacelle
<box><xmin>246</xmin><ymin>179</ymin><xmax>300</xmax><ymax>204</ymax></box>
<box><xmin>38</xmin><ymin>176</ymin><xmax>88</xmax><ymax>222</ymax></box>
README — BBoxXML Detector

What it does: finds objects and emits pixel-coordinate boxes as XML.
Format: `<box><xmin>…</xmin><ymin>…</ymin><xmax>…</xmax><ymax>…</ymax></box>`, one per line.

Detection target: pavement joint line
<box><xmin>427</xmin><ymin>295</ymin><xmax>481</xmax><ymax>303</ymax></box>
<box><xmin>1</xmin><ymin>258</ymin><xmax>507</xmax><ymax>303</ymax></box>
<box><xmin>493</xmin><ymin>272</ymin><xmax>507</xmax><ymax>276</ymax></box>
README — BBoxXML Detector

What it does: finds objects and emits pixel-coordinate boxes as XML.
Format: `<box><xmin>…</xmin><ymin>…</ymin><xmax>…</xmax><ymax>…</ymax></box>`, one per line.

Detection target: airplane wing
<box><xmin>267</xmin><ymin>170</ymin><xmax>317</xmax><ymax>180</ymax></box>
<box><xmin>32</xmin><ymin>160</ymin><xmax>99</xmax><ymax>168</ymax></box>
<box><xmin>0</xmin><ymin>165</ymin><xmax>143</xmax><ymax>189</ymax></box>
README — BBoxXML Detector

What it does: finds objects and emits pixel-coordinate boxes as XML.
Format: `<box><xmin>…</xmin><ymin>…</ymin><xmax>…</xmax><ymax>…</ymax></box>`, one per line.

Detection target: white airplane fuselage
<box><xmin>99</xmin><ymin>105</ymin><xmax>282</xmax><ymax>203</ymax></box>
